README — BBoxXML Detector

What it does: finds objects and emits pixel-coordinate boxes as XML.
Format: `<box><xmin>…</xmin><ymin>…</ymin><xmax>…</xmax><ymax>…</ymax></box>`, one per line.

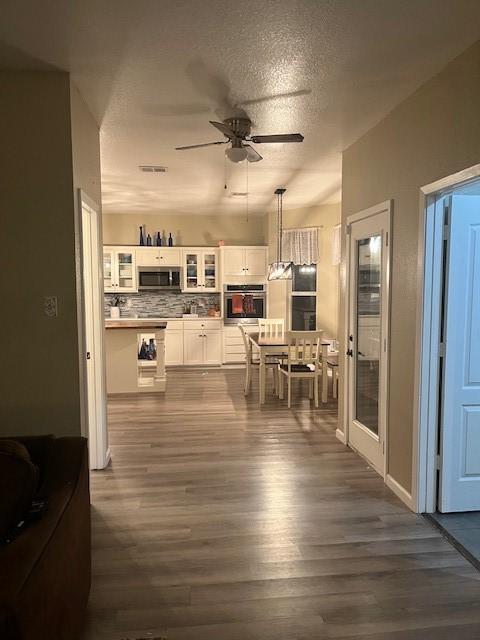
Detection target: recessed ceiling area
<box><xmin>1</xmin><ymin>1</ymin><xmax>480</xmax><ymax>215</ymax></box>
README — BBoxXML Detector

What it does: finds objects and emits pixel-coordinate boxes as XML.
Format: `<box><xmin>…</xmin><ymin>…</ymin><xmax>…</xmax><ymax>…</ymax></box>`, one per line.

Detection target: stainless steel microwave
<box><xmin>137</xmin><ymin>267</ymin><xmax>181</xmax><ymax>290</ymax></box>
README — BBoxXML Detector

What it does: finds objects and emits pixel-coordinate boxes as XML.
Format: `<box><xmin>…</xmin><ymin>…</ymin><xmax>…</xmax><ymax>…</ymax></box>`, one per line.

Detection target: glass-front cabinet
<box><xmin>103</xmin><ymin>247</ymin><xmax>137</xmax><ymax>292</ymax></box>
<box><xmin>182</xmin><ymin>249</ymin><xmax>218</xmax><ymax>292</ymax></box>
<box><xmin>103</xmin><ymin>248</ymin><xmax>114</xmax><ymax>291</ymax></box>
<box><xmin>203</xmin><ymin>252</ymin><xmax>217</xmax><ymax>291</ymax></box>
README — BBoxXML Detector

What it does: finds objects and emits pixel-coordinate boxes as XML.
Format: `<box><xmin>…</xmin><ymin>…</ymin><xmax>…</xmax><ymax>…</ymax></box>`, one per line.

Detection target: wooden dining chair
<box><xmin>258</xmin><ymin>318</ymin><xmax>285</xmax><ymax>340</ymax></box>
<box><xmin>239</xmin><ymin>325</ymin><xmax>279</xmax><ymax>396</ymax></box>
<box><xmin>278</xmin><ymin>330</ymin><xmax>324</xmax><ymax>408</ymax></box>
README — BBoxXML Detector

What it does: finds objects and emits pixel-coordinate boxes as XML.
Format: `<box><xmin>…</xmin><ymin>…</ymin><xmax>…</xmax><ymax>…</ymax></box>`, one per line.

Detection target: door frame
<box><xmin>76</xmin><ymin>189</ymin><xmax>110</xmax><ymax>470</ymax></box>
<box><xmin>343</xmin><ymin>200</ymin><xmax>392</xmax><ymax>479</ymax></box>
<box><xmin>414</xmin><ymin>163</ymin><xmax>480</xmax><ymax>513</ymax></box>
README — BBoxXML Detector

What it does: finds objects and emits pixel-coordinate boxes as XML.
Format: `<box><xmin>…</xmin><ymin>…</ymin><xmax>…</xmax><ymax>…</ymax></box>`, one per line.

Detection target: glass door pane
<box><xmin>203</xmin><ymin>252</ymin><xmax>216</xmax><ymax>290</ymax></box>
<box><xmin>185</xmin><ymin>253</ymin><xmax>199</xmax><ymax>289</ymax></box>
<box><xmin>117</xmin><ymin>251</ymin><xmax>134</xmax><ymax>289</ymax></box>
<box><xmin>355</xmin><ymin>236</ymin><xmax>381</xmax><ymax>434</ymax></box>
<box><xmin>103</xmin><ymin>251</ymin><xmax>113</xmax><ymax>289</ymax></box>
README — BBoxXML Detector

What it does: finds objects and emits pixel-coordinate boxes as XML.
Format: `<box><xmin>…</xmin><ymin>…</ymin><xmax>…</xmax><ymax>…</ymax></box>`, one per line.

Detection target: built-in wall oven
<box><xmin>223</xmin><ymin>284</ymin><xmax>266</xmax><ymax>324</ymax></box>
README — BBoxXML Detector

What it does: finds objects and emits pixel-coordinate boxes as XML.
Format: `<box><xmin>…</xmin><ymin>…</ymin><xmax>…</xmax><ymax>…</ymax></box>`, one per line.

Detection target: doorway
<box><xmin>79</xmin><ymin>191</ymin><xmax>109</xmax><ymax>470</ymax></box>
<box><xmin>345</xmin><ymin>201</ymin><xmax>391</xmax><ymax>476</ymax></box>
<box><xmin>416</xmin><ymin>174</ymin><xmax>480</xmax><ymax>564</ymax></box>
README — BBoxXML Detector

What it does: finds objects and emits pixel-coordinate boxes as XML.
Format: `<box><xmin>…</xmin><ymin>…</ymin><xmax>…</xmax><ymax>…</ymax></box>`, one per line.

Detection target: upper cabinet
<box><xmin>222</xmin><ymin>246</ymin><xmax>268</xmax><ymax>284</ymax></box>
<box><xmin>104</xmin><ymin>247</ymin><xmax>137</xmax><ymax>292</ymax></box>
<box><xmin>182</xmin><ymin>249</ymin><xmax>219</xmax><ymax>292</ymax></box>
<box><xmin>136</xmin><ymin>247</ymin><xmax>181</xmax><ymax>267</ymax></box>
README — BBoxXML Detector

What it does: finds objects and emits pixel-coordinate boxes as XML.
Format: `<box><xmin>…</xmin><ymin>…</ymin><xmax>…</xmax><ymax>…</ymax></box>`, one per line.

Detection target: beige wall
<box><xmin>340</xmin><ymin>40</ymin><xmax>480</xmax><ymax>493</ymax></box>
<box><xmin>267</xmin><ymin>204</ymin><xmax>341</xmax><ymax>339</ymax></box>
<box><xmin>0</xmin><ymin>72</ymin><xmax>101</xmax><ymax>438</ymax></box>
<box><xmin>103</xmin><ymin>213</ymin><xmax>267</xmax><ymax>246</ymax></box>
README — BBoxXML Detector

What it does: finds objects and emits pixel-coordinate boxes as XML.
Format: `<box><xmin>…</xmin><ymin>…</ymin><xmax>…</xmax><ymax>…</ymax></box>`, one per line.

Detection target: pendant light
<box><xmin>267</xmin><ymin>187</ymin><xmax>292</xmax><ymax>281</ymax></box>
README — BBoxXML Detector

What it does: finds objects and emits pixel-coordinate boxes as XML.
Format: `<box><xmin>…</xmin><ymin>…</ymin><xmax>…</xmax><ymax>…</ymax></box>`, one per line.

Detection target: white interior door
<box><xmin>347</xmin><ymin>208</ymin><xmax>390</xmax><ymax>475</ymax></box>
<box><xmin>439</xmin><ymin>194</ymin><xmax>480</xmax><ymax>512</ymax></box>
<box><xmin>81</xmin><ymin>195</ymin><xmax>109</xmax><ymax>470</ymax></box>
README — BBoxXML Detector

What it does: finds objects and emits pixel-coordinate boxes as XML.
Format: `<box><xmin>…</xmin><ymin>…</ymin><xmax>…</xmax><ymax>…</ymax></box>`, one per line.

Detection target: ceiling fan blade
<box><xmin>209</xmin><ymin>120</ymin><xmax>235</xmax><ymax>138</ymax></box>
<box><xmin>236</xmin><ymin>89</ymin><xmax>311</xmax><ymax>107</ymax></box>
<box><xmin>175</xmin><ymin>141</ymin><xmax>227</xmax><ymax>150</ymax></box>
<box><xmin>244</xmin><ymin>144</ymin><xmax>263</xmax><ymax>163</ymax></box>
<box><xmin>250</xmin><ymin>133</ymin><xmax>304</xmax><ymax>144</ymax></box>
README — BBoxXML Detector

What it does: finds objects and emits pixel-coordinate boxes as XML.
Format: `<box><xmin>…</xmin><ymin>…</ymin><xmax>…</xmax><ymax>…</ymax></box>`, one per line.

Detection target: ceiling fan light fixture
<box><xmin>225</xmin><ymin>146</ymin><xmax>248</xmax><ymax>163</ymax></box>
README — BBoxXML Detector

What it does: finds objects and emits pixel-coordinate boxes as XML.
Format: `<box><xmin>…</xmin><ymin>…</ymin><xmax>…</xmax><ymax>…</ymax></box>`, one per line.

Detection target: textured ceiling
<box><xmin>1</xmin><ymin>1</ymin><xmax>480</xmax><ymax>215</ymax></box>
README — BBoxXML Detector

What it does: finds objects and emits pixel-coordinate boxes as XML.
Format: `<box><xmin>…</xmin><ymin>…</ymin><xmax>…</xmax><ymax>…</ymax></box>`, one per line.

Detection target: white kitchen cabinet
<box><xmin>203</xmin><ymin>330</ymin><xmax>222</xmax><ymax>365</ymax></box>
<box><xmin>136</xmin><ymin>247</ymin><xmax>181</xmax><ymax>267</ymax></box>
<box><xmin>221</xmin><ymin>246</ymin><xmax>268</xmax><ymax>283</ymax></box>
<box><xmin>184</xmin><ymin>320</ymin><xmax>222</xmax><ymax>365</ymax></box>
<box><xmin>184</xmin><ymin>330</ymin><xmax>205</xmax><ymax>365</ymax></box>
<box><xmin>223</xmin><ymin>324</ymin><xmax>258</xmax><ymax>363</ymax></box>
<box><xmin>183</xmin><ymin>249</ymin><xmax>219</xmax><ymax>292</ymax></box>
<box><xmin>104</xmin><ymin>247</ymin><xmax>137</xmax><ymax>292</ymax></box>
<box><xmin>165</xmin><ymin>329</ymin><xmax>184</xmax><ymax>366</ymax></box>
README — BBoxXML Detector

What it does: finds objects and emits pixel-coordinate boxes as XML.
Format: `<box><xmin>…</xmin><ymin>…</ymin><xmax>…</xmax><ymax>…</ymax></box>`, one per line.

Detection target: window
<box><xmin>291</xmin><ymin>265</ymin><xmax>317</xmax><ymax>330</ymax></box>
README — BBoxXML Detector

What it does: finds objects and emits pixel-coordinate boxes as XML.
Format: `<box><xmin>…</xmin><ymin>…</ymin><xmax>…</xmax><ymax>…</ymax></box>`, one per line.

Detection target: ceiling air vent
<box><xmin>230</xmin><ymin>192</ymin><xmax>248</xmax><ymax>198</ymax></box>
<box><xmin>139</xmin><ymin>165</ymin><xmax>168</xmax><ymax>173</ymax></box>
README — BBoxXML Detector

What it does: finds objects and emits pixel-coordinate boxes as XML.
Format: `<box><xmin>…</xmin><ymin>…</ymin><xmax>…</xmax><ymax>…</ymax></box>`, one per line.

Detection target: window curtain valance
<box><xmin>282</xmin><ymin>227</ymin><xmax>319</xmax><ymax>265</ymax></box>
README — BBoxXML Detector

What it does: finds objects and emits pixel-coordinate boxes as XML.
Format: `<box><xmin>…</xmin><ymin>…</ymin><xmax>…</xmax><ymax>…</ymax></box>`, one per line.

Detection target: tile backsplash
<box><xmin>105</xmin><ymin>291</ymin><xmax>221</xmax><ymax>318</ymax></box>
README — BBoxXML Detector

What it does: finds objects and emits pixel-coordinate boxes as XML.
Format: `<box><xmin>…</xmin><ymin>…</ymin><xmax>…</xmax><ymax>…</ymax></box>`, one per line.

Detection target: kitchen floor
<box><xmin>83</xmin><ymin>368</ymin><xmax>480</xmax><ymax>640</ymax></box>
<box><xmin>428</xmin><ymin>512</ymin><xmax>480</xmax><ymax>570</ymax></box>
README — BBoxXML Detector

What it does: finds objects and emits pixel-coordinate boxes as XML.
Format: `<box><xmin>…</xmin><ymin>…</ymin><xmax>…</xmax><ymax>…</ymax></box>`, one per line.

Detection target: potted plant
<box><xmin>110</xmin><ymin>295</ymin><xmax>125</xmax><ymax>318</ymax></box>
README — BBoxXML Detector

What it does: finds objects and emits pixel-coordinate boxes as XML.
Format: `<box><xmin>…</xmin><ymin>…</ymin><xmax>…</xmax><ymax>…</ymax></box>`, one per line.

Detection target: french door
<box><xmin>347</xmin><ymin>205</ymin><xmax>390</xmax><ymax>475</ymax></box>
<box><xmin>439</xmin><ymin>194</ymin><xmax>480</xmax><ymax>512</ymax></box>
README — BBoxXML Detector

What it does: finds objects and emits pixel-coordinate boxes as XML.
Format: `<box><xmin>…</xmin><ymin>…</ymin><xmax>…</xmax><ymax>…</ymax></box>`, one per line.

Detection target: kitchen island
<box><xmin>105</xmin><ymin>319</ymin><xmax>167</xmax><ymax>394</ymax></box>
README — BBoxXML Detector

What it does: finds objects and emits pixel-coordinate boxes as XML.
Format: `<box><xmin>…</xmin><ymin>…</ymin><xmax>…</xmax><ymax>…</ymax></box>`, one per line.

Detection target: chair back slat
<box><xmin>259</xmin><ymin>318</ymin><xmax>285</xmax><ymax>340</ymax></box>
<box><xmin>286</xmin><ymin>330</ymin><xmax>324</xmax><ymax>369</ymax></box>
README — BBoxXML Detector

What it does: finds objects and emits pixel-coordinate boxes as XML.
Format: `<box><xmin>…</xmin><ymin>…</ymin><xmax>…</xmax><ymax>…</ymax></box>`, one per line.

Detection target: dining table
<box><xmin>248</xmin><ymin>332</ymin><xmax>334</xmax><ymax>405</ymax></box>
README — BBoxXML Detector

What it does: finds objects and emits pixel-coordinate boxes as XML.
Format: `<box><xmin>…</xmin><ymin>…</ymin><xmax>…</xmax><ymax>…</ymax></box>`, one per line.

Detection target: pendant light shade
<box><xmin>267</xmin><ymin>187</ymin><xmax>292</xmax><ymax>281</ymax></box>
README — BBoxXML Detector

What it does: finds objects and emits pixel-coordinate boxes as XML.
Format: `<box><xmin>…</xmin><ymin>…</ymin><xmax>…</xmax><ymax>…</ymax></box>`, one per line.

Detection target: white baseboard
<box><xmin>335</xmin><ymin>428</ymin><xmax>346</xmax><ymax>444</ymax></box>
<box><xmin>386</xmin><ymin>473</ymin><xmax>415</xmax><ymax>511</ymax></box>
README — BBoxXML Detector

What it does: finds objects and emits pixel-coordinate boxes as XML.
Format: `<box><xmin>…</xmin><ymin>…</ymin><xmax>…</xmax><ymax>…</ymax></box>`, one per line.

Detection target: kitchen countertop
<box><xmin>105</xmin><ymin>319</ymin><xmax>168</xmax><ymax>329</ymax></box>
<box><xmin>105</xmin><ymin>314</ymin><xmax>222</xmax><ymax>322</ymax></box>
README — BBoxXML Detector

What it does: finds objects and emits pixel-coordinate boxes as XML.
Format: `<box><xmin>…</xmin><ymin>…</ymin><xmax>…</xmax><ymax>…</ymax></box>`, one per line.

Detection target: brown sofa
<box><xmin>0</xmin><ymin>436</ymin><xmax>91</xmax><ymax>640</ymax></box>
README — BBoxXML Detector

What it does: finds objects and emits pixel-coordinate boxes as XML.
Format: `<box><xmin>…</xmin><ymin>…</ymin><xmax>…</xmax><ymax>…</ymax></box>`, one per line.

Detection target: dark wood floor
<box><xmin>83</xmin><ymin>368</ymin><xmax>480</xmax><ymax>640</ymax></box>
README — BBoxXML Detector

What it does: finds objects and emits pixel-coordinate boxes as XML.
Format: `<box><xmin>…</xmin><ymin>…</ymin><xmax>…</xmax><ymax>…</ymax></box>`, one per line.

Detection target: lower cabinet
<box><xmin>184</xmin><ymin>326</ymin><xmax>222</xmax><ymax>365</ymax></box>
<box><xmin>223</xmin><ymin>324</ymin><xmax>257</xmax><ymax>363</ymax></box>
<box><xmin>165</xmin><ymin>330</ymin><xmax>184</xmax><ymax>366</ymax></box>
<box><xmin>184</xmin><ymin>331</ymin><xmax>205</xmax><ymax>365</ymax></box>
<box><xmin>164</xmin><ymin>320</ymin><xmax>222</xmax><ymax>366</ymax></box>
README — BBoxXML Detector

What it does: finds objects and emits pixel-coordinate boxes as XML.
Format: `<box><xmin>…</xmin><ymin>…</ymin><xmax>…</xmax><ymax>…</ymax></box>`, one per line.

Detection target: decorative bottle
<box><xmin>139</xmin><ymin>226</ymin><xmax>145</xmax><ymax>246</ymax></box>
<box><xmin>168</xmin><ymin>233</ymin><xmax>173</xmax><ymax>247</ymax></box>
<box><xmin>156</xmin><ymin>232</ymin><xmax>162</xmax><ymax>246</ymax></box>
<box><xmin>146</xmin><ymin>234</ymin><xmax>152</xmax><ymax>246</ymax></box>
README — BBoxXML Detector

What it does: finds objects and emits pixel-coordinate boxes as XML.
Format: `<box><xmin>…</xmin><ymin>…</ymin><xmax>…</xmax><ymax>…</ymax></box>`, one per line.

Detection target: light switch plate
<box><xmin>44</xmin><ymin>295</ymin><xmax>58</xmax><ymax>318</ymax></box>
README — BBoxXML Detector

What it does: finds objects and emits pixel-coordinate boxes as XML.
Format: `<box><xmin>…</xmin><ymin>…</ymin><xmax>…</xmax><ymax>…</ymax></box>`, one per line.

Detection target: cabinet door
<box><xmin>203</xmin><ymin>330</ymin><xmax>222</xmax><ymax>365</ymax></box>
<box><xmin>158</xmin><ymin>248</ymin><xmax>181</xmax><ymax>266</ymax></box>
<box><xmin>136</xmin><ymin>248</ymin><xmax>160</xmax><ymax>267</ymax></box>
<box><xmin>103</xmin><ymin>248</ymin><xmax>115</xmax><ymax>291</ymax></box>
<box><xmin>202</xmin><ymin>250</ymin><xmax>218</xmax><ymax>291</ymax></box>
<box><xmin>165</xmin><ymin>330</ymin><xmax>184</xmax><ymax>366</ymax></box>
<box><xmin>223</xmin><ymin>248</ymin><xmax>245</xmax><ymax>276</ymax></box>
<box><xmin>184</xmin><ymin>251</ymin><xmax>201</xmax><ymax>291</ymax></box>
<box><xmin>183</xmin><ymin>330</ymin><xmax>204</xmax><ymax>364</ymax></box>
<box><xmin>115</xmin><ymin>250</ymin><xmax>137</xmax><ymax>292</ymax></box>
<box><xmin>245</xmin><ymin>248</ymin><xmax>267</xmax><ymax>277</ymax></box>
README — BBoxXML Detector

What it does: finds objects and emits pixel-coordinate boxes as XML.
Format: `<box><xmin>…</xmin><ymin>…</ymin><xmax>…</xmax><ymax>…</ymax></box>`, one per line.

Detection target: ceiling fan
<box><xmin>175</xmin><ymin>117</ymin><xmax>304</xmax><ymax>163</ymax></box>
